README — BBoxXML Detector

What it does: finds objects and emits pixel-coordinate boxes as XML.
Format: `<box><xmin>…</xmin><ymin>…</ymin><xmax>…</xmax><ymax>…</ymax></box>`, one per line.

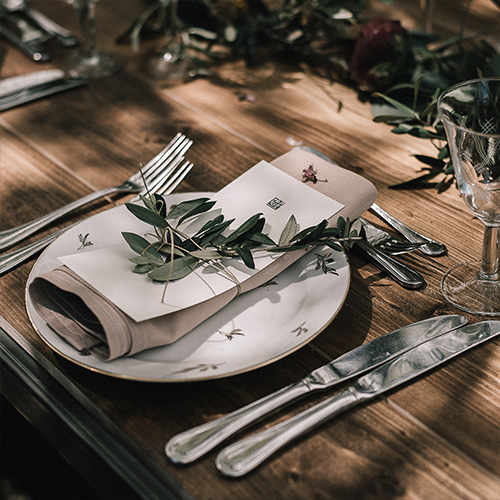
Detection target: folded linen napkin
<box><xmin>29</xmin><ymin>148</ymin><xmax>377</xmax><ymax>360</ymax></box>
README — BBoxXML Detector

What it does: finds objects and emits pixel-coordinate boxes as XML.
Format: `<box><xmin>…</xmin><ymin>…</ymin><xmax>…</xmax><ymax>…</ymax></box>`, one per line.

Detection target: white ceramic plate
<box><xmin>26</xmin><ymin>192</ymin><xmax>350</xmax><ymax>382</ymax></box>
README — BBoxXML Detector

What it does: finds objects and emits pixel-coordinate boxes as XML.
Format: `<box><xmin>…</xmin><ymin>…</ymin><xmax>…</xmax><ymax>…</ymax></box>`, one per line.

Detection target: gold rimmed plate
<box><xmin>26</xmin><ymin>192</ymin><xmax>350</xmax><ymax>382</ymax></box>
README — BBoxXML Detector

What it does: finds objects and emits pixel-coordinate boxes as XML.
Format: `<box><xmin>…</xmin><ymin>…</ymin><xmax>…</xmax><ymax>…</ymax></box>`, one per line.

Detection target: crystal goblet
<box><xmin>437</xmin><ymin>77</ymin><xmax>500</xmax><ymax>316</ymax></box>
<box><xmin>145</xmin><ymin>0</ymin><xmax>192</xmax><ymax>81</ymax></box>
<box><xmin>65</xmin><ymin>0</ymin><xmax>123</xmax><ymax>79</ymax></box>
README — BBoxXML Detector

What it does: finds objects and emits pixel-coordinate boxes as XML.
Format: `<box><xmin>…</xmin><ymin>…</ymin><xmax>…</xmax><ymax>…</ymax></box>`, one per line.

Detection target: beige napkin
<box><xmin>29</xmin><ymin>148</ymin><xmax>377</xmax><ymax>360</ymax></box>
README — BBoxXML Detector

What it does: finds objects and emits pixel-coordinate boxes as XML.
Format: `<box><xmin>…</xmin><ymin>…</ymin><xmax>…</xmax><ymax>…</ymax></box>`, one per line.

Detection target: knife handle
<box><xmin>215</xmin><ymin>388</ymin><xmax>361</xmax><ymax>477</ymax></box>
<box><xmin>356</xmin><ymin>239</ymin><xmax>425</xmax><ymax>289</ymax></box>
<box><xmin>165</xmin><ymin>380</ymin><xmax>312</xmax><ymax>464</ymax></box>
<box><xmin>0</xmin><ymin>25</ymin><xmax>51</xmax><ymax>62</ymax></box>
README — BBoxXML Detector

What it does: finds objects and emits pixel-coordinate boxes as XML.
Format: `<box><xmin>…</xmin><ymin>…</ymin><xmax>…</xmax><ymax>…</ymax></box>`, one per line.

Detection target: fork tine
<box><xmin>141</xmin><ymin>133</ymin><xmax>185</xmax><ymax>171</ymax></box>
<box><xmin>153</xmin><ymin>161</ymin><xmax>194</xmax><ymax>196</ymax></box>
<box><xmin>142</xmin><ymin>137</ymin><xmax>193</xmax><ymax>186</ymax></box>
<box><xmin>142</xmin><ymin>155</ymin><xmax>185</xmax><ymax>195</ymax></box>
<box><xmin>130</xmin><ymin>133</ymin><xmax>190</xmax><ymax>182</ymax></box>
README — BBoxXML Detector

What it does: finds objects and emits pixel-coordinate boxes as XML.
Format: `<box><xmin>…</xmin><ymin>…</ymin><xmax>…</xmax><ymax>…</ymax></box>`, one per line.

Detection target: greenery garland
<box><xmin>119</xmin><ymin>0</ymin><xmax>500</xmax><ymax>190</ymax></box>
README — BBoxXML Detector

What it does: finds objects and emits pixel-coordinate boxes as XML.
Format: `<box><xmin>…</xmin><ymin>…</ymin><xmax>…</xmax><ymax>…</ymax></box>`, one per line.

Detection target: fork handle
<box><xmin>166</xmin><ymin>380</ymin><xmax>311</xmax><ymax>464</ymax></box>
<box><xmin>370</xmin><ymin>203</ymin><xmax>447</xmax><ymax>256</ymax></box>
<box><xmin>0</xmin><ymin>185</ymin><xmax>135</xmax><ymax>251</ymax></box>
<box><xmin>356</xmin><ymin>240</ymin><xmax>425</xmax><ymax>289</ymax></box>
<box><xmin>0</xmin><ymin>227</ymin><xmax>69</xmax><ymax>275</ymax></box>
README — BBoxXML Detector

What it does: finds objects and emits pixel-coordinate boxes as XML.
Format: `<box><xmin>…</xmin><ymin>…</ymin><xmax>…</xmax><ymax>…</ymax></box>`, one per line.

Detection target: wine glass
<box><xmin>145</xmin><ymin>0</ymin><xmax>192</xmax><ymax>81</ymax></box>
<box><xmin>437</xmin><ymin>77</ymin><xmax>500</xmax><ymax>316</ymax></box>
<box><xmin>65</xmin><ymin>0</ymin><xmax>123</xmax><ymax>79</ymax></box>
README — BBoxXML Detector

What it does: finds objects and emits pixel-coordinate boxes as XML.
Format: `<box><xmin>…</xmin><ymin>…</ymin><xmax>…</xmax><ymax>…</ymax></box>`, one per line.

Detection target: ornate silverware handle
<box><xmin>215</xmin><ymin>388</ymin><xmax>361</xmax><ymax>477</ymax></box>
<box><xmin>0</xmin><ymin>227</ymin><xmax>68</xmax><ymax>275</ymax></box>
<box><xmin>370</xmin><ymin>203</ymin><xmax>447</xmax><ymax>256</ymax></box>
<box><xmin>0</xmin><ymin>185</ymin><xmax>136</xmax><ymax>251</ymax></box>
<box><xmin>356</xmin><ymin>239</ymin><xmax>425</xmax><ymax>289</ymax></box>
<box><xmin>166</xmin><ymin>381</ymin><xmax>311</xmax><ymax>464</ymax></box>
<box><xmin>24</xmin><ymin>7</ymin><xmax>79</xmax><ymax>47</ymax></box>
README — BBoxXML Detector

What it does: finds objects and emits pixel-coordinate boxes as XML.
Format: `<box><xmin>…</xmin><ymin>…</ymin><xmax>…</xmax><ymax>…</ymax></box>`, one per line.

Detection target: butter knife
<box><xmin>216</xmin><ymin>320</ymin><xmax>500</xmax><ymax>476</ymax></box>
<box><xmin>0</xmin><ymin>69</ymin><xmax>65</xmax><ymax>98</ymax></box>
<box><xmin>0</xmin><ymin>75</ymin><xmax>87</xmax><ymax>112</ymax></box>
<box><xmin>165</xmin><ymin>314</ymin><xmax>466</xmax><ymax>464</ymax></box>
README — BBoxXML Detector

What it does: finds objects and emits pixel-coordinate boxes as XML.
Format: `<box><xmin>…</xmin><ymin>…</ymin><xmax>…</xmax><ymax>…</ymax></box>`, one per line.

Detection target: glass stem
<box><xmin>76</xmin><ymin>0</ymin><xmax>98</xmax><ymax>58</ymax></box>
<box><xmin>479</xmin><ymin>225</ymin><xmax>499</xmax><ymax>280</ymax></box>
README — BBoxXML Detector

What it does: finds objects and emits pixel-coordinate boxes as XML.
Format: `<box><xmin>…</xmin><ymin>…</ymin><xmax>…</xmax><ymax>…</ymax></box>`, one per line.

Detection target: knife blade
<box><xmin>0</xmin><ymin>69</ymin><xmax>65</xmax><ymax>98</ymax></box>
<box><xmin>216</xmin><ymin>320</ymin><xmax>500</xmax><ymax>476</ymax></box>
<box><xmin>165</xmin><ymin>314</ymin><xmax>466</xmax><ymax>463</ymax></box>
<box><xmin>0</xmin><ymin>75</ymin><xmax>87</xmax><ymax>112</ymax></box>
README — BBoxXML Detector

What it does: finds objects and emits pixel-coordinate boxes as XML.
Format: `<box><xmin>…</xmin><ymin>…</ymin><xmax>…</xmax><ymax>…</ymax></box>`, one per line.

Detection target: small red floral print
<box><xmin>302</xmin><ymin>164</ymin><xmax>327</xmax><ymax>183</ymax></box>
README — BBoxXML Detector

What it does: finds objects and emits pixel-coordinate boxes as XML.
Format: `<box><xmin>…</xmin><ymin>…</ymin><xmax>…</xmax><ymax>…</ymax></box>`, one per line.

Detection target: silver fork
<box><xmin>0</xmin><ymin>159</ymin><xmax>194</xmax><ymax>275</ymax></box>
<box><xmin>370</xmin><ymin>203</ymin><xmax>447</xmax><ymax>256</ymax></box>
<box><xmin>0</xmin><ymin>133</ymin><xmax>192</xmax><ymax>250</ymax></box>
<box><xmin>360</xmin><ymin>218</ymin><xmax>424</xmax><ymax>255</ymax></box>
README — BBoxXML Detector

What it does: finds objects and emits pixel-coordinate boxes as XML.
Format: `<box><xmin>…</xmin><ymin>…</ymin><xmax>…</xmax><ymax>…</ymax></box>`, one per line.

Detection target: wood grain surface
<box><xmin>1</xmin><ymin>1</ymin><xmax>499</xmax><ymax>499</ymax></box>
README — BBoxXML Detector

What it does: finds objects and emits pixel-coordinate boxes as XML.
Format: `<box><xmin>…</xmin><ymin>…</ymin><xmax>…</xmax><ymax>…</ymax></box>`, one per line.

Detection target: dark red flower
<box><xmin>349</xmin><ymin>18</ymin><xmax>413</xmax><ymax>91</ymax></box>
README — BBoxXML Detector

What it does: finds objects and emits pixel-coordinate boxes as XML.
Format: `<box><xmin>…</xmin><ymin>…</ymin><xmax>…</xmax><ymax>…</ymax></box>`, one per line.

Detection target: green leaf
<box><xmin>122</xmin><ymin>231</ymin><xmax>150</xmax><ymax>254</ymax></box>
<box><xmin>223</xmin><ymin>213</ymin><xmax>263</xmax><ymax>245</ymax></box>
<box><xmin>413</xmin><ymin>154</ymin><xmax>446</xmax><ymax>169</ymax></box>
<box><xmin>132</xmin><ymin>264</ymin><xmax>155</xmax><ymax>274</ymax></box>
<box><xmin>373</xmin><ymin>93</ymin><xmax>418</xmax><ymax>119</ymax></box>
<box><xmin>196</xmin><ymin>214</ymin><xmax>224</xmax><ymax>234</ymax></box>
<box><xmin>167</xmin><ymin>198</ymin><xmax>210</xmax><ymax>218</ymax></box>
<box><xmin>279</xmin><ymin>215</ymin><xmax>297</xmax><ymax>246</ymax></box>
<box><xmin>122</xmin><ymin>232</ymin><xmax>164</xmax><ymax>264</ymax></box>
<box><xmin>233</xmin><ymin>247</ymin><xmax>255</xmax><ymax>269</ymax></box>
<box><xmin>248</xmin><ymin>232</ymin><xmax>275</xmax><ymax>245</ymax></box>
<box><xmin>198</xmin><ymin>219</ymin><xmax>234</xmax><ymax>246</ymax></box>
<box><xmin>190</xmin><ymin>249</ymin><xmax>223</xmax><ymax>260</ymax></box>
<box><xmin>324</xmin><ymin>240</ymin><xmax>343</xmax><ymax>252</ymax></box>
<box><xmin>350</xmin><ymin>219</ymin><xmax>362</xmax><ymax>237</ymax></box>
<box><xmin>125</xmin><ymin>203</ymin><xmax>169</xmax><ymax>229</ymax></box>
<box><xmin>178</xmin><ymin>200</ymin><xmax>217</xmax><ymax>226</ymax></box>
<box><xmin>129</xmin><ymin>255</ymin><xmax>154</xmax><ymax>265</ymax></box>
<box><xmin>148</xmin><ymin>256</ymin><xmax>199</xmax><ymax>282</ymax></box>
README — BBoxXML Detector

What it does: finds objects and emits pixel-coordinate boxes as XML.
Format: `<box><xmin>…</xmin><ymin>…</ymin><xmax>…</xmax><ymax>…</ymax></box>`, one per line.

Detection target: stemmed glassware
<box><xmin>64</xmin><ymin>0</ymin><xmax>122</xmax><ymax>79</ymax></box>
<box><xmin>437</xmin><ymin>77</ymin><xmax>500</xmax><ymax>316</ymax></box>
<box><xmin>145</xmin><ymin>0</ymin><xmax>192</xmax><ymax>81</ymax></box>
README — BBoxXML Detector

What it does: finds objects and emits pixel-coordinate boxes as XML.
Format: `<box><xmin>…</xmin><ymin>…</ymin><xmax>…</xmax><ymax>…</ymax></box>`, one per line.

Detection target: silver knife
<box><xmin>165</xmin><ymin>314</ymin><xmax>466</xmax><ymax>464</ymax></box>
<box><xmin>0</xmin><ymin>75</ymin><xmax>87</xmax><ymax>112</ymax></box>
<box><xmin>216</xmin><ymin>320</ymin><xmax>500</xmax><ymax>476</ymax></box>
<box><xmin>0</xmin><ymin>22</ymin><xmax>51</xmax><ymax>61</ymax></box>
<box><xmin>0</xmin><ymin>69</ymin><xmax>65</xmax><ymax>98</ymax></box>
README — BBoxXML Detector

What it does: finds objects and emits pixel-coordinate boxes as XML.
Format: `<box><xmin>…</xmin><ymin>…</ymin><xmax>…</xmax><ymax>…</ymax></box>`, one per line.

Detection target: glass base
<box><xmin>145</xmin><ymin>45</ymin><xmax>195</xmax><ymax>81</ymax></box>
<box><xmin>441</xmin><ymin>261</ymin><xmax>500</xmax><ymax>316</ymax></box>
<box><xmin>65</xmin><ymin>50</ymin><xmax>124</xmax><ymax>80</ymax></box>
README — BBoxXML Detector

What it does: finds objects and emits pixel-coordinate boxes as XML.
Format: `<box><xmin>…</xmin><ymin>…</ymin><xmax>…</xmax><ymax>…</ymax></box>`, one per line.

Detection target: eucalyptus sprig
<box><xmin>121</xmin><ymin>192</ymin><xmax>361</xmax><ymax>286</ymax></box>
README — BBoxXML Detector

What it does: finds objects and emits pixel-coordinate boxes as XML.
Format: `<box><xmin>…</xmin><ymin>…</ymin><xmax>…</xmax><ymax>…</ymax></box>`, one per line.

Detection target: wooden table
<box><xmin>1</xmin><ymin>1</ymin><xmax>499</xmax><ymax>498</ymax></box>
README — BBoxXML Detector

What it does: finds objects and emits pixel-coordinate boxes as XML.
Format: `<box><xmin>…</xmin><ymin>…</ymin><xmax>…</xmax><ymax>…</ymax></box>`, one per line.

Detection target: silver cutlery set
<box><xmin>0</xmin><ymin>1</ymin><xmax>87</xmax><ymax>111</ymax></box>
<box><xmin>1</xmin><ymin>138</ymin><xmax>446</xmax><ymax>285</ymax></box>
<box><xmin>166</xmin><ymin>316</ymin><xmax>500</xmax><ymax>476</ymax></box>
<box><xmin>3</xmin><ymin>130</ymin><xmax>459</xmax><ymax>475</ymax></box>
<box><xmin>0</xmin><ymin>0</ymin><xmax>78</xmax><ymax>62</ymax></box>
<box><xmin>0</xmin><ymin>133</ymin><xmax>194</xmax><ymax>274</ymax></box>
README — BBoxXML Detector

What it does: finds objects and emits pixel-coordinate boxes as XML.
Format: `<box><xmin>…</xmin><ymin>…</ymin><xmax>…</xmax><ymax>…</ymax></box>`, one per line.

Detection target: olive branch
<box><xmin>121</xmin><ymin>191</ymin><xmax>361</xmax><ymax>294</ymax></box>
